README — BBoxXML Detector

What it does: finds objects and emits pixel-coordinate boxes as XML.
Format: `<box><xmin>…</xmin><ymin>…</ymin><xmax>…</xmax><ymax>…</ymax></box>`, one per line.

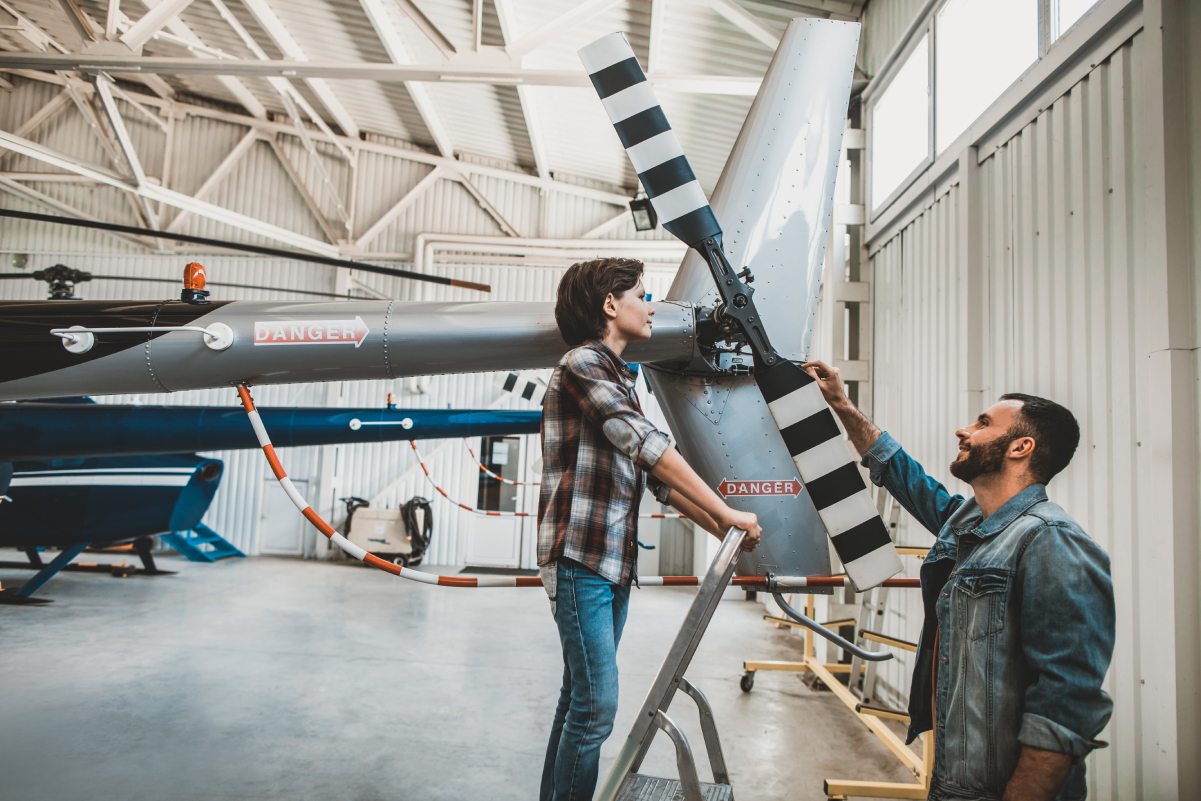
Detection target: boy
<box><xmin>538</xmin><ymin>257</ymin><xmax>762</xmax><ymax>801</ymax></box>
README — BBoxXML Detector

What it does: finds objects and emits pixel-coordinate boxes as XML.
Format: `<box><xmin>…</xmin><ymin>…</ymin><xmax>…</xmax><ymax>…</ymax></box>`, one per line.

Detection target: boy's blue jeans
<box><xmin>540</xmin><ymin>559</ymin><xmax>631</xmax><ymax>801</ymax></box>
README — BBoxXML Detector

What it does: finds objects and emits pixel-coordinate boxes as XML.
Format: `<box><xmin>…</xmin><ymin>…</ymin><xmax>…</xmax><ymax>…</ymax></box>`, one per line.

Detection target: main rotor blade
<box><xmin>0</xmin><ymin>208</ymin><xmax>491</xmax><ymax>293</ymax></box>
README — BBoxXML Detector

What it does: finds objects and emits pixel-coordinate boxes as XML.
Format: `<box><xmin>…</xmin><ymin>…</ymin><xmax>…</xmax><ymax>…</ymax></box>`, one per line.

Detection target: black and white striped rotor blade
<box><xmin>757</xmin><ymin>361</ymin><xmax>902</xmax><ymax>590</ymax></box>
<box><xmin>578</xmin><ymin>33</ymin><xmax>721</xmax><ymax>248</ymax></box>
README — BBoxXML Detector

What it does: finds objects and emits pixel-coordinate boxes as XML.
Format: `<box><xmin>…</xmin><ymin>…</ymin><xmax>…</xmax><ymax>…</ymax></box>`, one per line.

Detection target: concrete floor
<box><xmin>0</xmin><ymin>554</ymin><xmax>917</xmax><ymax>801</ymax></box>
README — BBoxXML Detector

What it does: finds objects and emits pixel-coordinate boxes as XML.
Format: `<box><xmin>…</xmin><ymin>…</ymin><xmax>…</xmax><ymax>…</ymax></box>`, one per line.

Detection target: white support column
<box><xmin>956</xmin><ymin>145</ymin><xmax>987</xmax><ymax>424</ymax></box>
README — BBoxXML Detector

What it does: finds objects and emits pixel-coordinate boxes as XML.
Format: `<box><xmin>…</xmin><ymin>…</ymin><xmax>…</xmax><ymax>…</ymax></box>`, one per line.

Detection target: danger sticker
<box><xmin>718</xmin><ymin>479</ymin><xmax>801</xmax><ymax>497</ymax></box>
<box><xmin>253</xmin><ymin>317</ymin><xmax>370</xmax><ymax>348</ymax></box>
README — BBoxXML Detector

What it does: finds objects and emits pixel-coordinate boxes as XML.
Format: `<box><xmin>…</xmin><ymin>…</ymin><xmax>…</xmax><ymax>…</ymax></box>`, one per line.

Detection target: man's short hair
<box><xmin>999</xmin><ymin>393</ymin><xmax>1080</xmax><ymax>483</ymax></box>
<box><xmin>555</xmin><ymin>257</ymin><xmax>645</xmax><ymax>346</ymax></box>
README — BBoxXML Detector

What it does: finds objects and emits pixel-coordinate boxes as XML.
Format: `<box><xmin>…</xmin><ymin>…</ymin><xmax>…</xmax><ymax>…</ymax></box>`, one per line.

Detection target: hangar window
<box><xmin>868</xmin><ymin>0</ymin><xmax>1115</xmax><ymax>216</ymax></box>
<box><xmin>935</xmin><ymin>0</ymin><xmax>1038</xmax><ymax>154</ymax></box>
<box><xmin>870</xmin><ymin>34</ymin><xmax>930</xmax><ymax>210</ymax></box>
<box><xmin>1054</xmin><ymin>0</ymin><xmax>1100</xmax><ymax>40</ymax></box>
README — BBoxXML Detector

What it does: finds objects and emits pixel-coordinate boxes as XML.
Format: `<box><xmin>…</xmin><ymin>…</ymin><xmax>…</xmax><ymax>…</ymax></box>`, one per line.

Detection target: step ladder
<box><xmin>160</xmin><ymin>524</ymin><xmax>245</xmax><ymax>563</ymax></box>
<box><xmin>599</xmin><ymin>528</ymin><xmax>746</xmax><ymax>801</ymax></box>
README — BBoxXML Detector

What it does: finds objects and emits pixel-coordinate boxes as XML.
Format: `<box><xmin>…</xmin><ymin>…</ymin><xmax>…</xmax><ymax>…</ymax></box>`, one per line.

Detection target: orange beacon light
<box><xmin>182</xmin><ymin>262</ymin><xmax>209</xmax><ymax>303</ymax></box>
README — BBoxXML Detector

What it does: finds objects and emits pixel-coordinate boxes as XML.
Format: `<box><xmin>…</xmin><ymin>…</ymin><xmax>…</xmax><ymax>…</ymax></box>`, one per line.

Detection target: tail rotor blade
<box><xmin>579</xmin><ymin>33</ymin><xmax>721</xmax><ymax>247</ymax></box>
<box><xmin>580</xmin><ymin>26</ymin><xmax>901</xmax><ymax>590</ymax></box>
<box><xmin>758</xmin><ymin>360</ymin><xmax>902</xmax><ymax>589</ymax></box>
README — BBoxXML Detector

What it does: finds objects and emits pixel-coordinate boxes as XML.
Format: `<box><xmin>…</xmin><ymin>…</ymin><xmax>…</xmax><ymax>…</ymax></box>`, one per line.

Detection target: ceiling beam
<box><xmin>120</xmin><ymin>0</ymin><xmax>197</xmax><ymax>49</ymax></box>
<box><xmin>451</xmin><ymin>172</ymin><xmax>521</xmax><ymax>237</ymax></box>
<box><xmin>237</xmin><ymin>0</ymin><xmax>361</xmax><ymax>139</ymax></box>
<box><xmin>648</xmin><ymin>0</ymin><xmax>666</xmax><ymax>72</ymax></box>
<box><xmin>504</xmin><ymin>0</ymin><xmax>622</xmax><ymax>61</ymax></box>
<box><xmin>0</xmin><ymin>54</ymin><xmax>762</xmax><ymax>94</ymax></box>
<box><xmin>105</xmin><ymin>0</ymin><xmax>121</xmax><ymax>39</ymax></box>
<box><xmin>206</xmin><ymin>0</ymin><xmax>353</xmax><ymax>163</ymax></box>
<box><xmin>393</xmin><ymin>0</ymin><xmax>456</xmax><ymax>60</ymax></box>
<box><xmin>702</xmin><ymin>0</ymin><xmax>780</xmax><ymax>50</ymax></box>
<box><xmin>4</xmin><ymin>85</ymin><xmax>635</xmax><ymax>206</ymax></box>
<box><xmin>266</xmin><ymin>135</ymin><xmax>341</xmax><ymax>244</ymax></box>
<box><xmin>56</xmin><ymin>0</ymin><xmax>100</xmax><ymax>42</ymax></box>
<box><xmin>0</xmin><ymin>175</ymin><xmax>155</xmax><ymax>250</ymax></box>
<box><xmin>127</xmin><ymin>0</ymin><xmax>267</xmax><ymax>118</ymax></box>
<box><xmin>0</xmin><ymin>129</ymin><xmax>343</xmax><ymax>257</ymax></box>
<box><xmin>93</xmin><ymin>75</ymin><xmax>163</xmax><ymax>230</ymax></box>
<box><xmin>354</xmin><ymin>165</ymin><xmax>443</xmax><ymax>250</ymax></box>
<box><xmin>0</xmin><ymin>0</ymin><xmax>69</xmax><ymax>53</ymax></box>
<box><xmin>492</xmin><ymin>0</ymin><xmax>549</xmax><ymax>179</ymax></box>
<box><xmin>105</xmin><ymin>78</ymin><xmax>169</xmax><ymax>132</ymax></box>
<box><xmin>358</xmin><ymin>0</ymin><xmax>454</xmax><ymax>158</ymax></box>
<box><xmin>165</xmin><ymin>127</ymin><xmax>257</xmax><ymax>232</ymax></box>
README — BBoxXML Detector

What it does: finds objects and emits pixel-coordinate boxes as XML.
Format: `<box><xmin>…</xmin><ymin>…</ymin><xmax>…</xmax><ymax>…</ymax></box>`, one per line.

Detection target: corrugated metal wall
<box><xmin>866</xmin><ymin>32</ymin><xmax>1184</xmax><ymax>799</ymax></box>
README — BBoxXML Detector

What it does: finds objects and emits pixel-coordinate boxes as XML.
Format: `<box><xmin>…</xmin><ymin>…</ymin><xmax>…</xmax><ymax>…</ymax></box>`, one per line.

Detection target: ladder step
<box><xmin>616</xmin><ymin>775</ymin><xmax>733</xmax><ymax>801</ymax></box>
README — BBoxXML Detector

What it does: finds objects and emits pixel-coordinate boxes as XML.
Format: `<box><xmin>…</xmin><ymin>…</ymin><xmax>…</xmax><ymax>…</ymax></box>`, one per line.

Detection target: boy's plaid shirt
<box><xmin>537</xmin><ymin>340</ymin><xmax>671</xmax><ymax>585</ymax></box>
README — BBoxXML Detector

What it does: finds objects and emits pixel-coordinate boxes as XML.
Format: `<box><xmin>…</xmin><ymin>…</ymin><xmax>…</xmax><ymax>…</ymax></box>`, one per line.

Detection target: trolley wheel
<box><xmin>740</xmin><ymin>671</ymin><xmax>755</xmax><ymax>693</ymax></box>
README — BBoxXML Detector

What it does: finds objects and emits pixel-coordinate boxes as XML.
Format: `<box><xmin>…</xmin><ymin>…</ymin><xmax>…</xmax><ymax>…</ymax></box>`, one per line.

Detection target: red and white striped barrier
<box><xmin>238</xmin><ymin>386</ymin><xmax>918</xmax><ymax>590</ymax></box>
<box><xmin>464</xmin><ymin>438</ymin><xmax>539</xmax><ymax>486</ymax></box>
<box><xmin>410</xmin><ymin>440</ymin><xmax>686</xmax><ymax>519</ymax></box>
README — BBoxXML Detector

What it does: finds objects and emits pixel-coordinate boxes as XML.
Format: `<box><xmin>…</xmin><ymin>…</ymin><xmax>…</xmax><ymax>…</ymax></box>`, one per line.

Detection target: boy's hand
<box><xmin>717</xmin><ymin>508</ymin><xmax>761</xmax><ymax>551</ymax></box>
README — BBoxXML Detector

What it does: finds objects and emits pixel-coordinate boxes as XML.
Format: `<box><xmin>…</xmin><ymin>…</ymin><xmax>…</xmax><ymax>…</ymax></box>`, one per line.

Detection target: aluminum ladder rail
<box><xmin>598</xmin><ymin>527</ymin><xmax>746</xmax><ymax>801</ymax></box>
<box><xmin>847</xmin><ymin>492</ymin><xmax>906</xmax><ymax>707</ymax></box>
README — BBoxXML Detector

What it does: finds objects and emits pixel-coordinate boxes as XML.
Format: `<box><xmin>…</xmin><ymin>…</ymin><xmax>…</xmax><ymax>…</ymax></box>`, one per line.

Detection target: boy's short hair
<box><xmin>555</xmin><ymin>257</ymin><xmax>645</xmax><ymax>346</ymax></box>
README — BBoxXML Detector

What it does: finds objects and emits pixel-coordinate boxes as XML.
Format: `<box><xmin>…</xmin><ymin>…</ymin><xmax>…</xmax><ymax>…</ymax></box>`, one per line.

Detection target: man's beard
<box><xmin>949</xmin><ymin>436</ymin><xmax>1011</xmax><ymax>483</ymax></box>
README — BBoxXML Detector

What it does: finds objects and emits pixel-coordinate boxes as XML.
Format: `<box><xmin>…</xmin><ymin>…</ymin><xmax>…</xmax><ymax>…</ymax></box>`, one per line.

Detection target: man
<box><xmin>538</xmin><ymin>257</ymin><xmax>762</xmax><ymax>801</ymax></box>
<box><xmin>804</xmin><ymin>360</ymin><xmax>1114</xmax><ymax>801</ymax></box>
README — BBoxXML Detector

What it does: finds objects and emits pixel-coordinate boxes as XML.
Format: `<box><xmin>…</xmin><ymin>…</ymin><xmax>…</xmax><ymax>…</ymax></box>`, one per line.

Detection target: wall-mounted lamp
<box><xmin>629</xmin><ymin>195</ymin><xmax>658</xmax><ymax>232</ymax></box>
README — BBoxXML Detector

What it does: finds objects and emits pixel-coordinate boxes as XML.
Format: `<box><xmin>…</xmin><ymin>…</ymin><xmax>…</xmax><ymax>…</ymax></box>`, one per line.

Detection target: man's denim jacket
<box><xmin>862</xmin><ymin>433</ymin><xmax>1115</xmax><ymax>801</ymax></box>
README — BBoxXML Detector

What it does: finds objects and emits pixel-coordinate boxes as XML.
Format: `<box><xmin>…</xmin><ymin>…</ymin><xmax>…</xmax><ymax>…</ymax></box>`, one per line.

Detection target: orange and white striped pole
<box><xmin>238</xmin><ymin>386</ymin><xmax>918</xmax><ymax>590</ymax></box>
<box><xmin>410</xmin><ymin>440</ymin><xmax>685</xmax><ymax>519</ymax></box>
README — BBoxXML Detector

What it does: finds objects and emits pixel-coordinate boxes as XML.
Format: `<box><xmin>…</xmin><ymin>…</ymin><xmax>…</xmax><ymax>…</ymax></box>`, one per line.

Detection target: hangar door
<box><xmin>464</xmin><ymin>436</ymin><xmax>526</xmax><ymax>568</ymax></box>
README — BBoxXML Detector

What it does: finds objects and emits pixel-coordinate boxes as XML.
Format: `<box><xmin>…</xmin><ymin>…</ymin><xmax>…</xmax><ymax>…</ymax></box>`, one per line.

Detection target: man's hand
<box><xmin>715</xmin><ymin>507</ymin><xmax>761</xmax><ymax>552</ymax></box>
<box><xmin>801</xmin><ymin>359</ymin><xmax>882</xmax><ymax>457</ymax></box>
<box><xmin>802</xmin><ymin>360</ymin><xmax>849</xmax><ymax>409</ymax></box>
<box><xmin>1001</xmin><ymin>746</ymin><xmax>1072</xmax><ymax>801</ymax></box>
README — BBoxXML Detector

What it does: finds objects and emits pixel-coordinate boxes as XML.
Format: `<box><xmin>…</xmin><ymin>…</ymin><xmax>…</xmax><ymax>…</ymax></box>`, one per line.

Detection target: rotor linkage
<box><xmin>694</xmin><ymin>236</ymin><xmax>776</xmax><ymax>370</ymax></box>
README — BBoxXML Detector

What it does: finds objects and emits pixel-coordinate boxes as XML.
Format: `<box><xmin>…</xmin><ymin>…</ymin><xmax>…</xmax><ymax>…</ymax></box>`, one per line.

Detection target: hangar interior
<box><xmin>2</xmin><ymin>0</ymin><xmax>1199</xmax><ymax>799</ymax></box>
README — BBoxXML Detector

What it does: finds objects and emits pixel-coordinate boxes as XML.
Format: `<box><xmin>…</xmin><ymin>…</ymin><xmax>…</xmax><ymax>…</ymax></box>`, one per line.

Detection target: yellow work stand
<box><xmin>741</xmin><ymin>593</ymin><xmax>934</xmax><ymax>799</ymax></box>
